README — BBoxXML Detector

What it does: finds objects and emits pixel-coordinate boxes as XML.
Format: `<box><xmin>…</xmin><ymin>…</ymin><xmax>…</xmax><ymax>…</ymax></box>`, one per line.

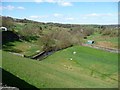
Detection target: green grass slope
<box><xmin>2</xmin><ymin>46</ymin><xmax>118</xmax><ymax>88</ymax></box>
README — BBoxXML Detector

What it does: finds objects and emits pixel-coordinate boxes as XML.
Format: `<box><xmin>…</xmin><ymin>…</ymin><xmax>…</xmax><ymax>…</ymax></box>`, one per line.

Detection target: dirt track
<box><xmin>82</xmin><ymin>44</ymin><xmax>120</xmax><ymax>53</ymax></box>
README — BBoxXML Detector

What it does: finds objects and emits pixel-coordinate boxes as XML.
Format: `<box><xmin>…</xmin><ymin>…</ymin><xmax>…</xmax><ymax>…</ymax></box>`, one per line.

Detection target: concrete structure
<box><xmin>0</xmin><ymin>27</ymin><xmax>7</xmax><ymax>31</ymax></box>
<box><xmin>87</xmin><ymin>40</ymin><xmax>94</xmax><ymax>44</ymax></box>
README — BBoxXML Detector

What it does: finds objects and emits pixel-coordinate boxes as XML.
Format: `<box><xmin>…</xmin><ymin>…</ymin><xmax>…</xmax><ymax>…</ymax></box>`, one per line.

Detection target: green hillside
<box><xmin>2</xmin><ymin>46</ymin><xmax>118</xmax><ymax>88</ymax></box>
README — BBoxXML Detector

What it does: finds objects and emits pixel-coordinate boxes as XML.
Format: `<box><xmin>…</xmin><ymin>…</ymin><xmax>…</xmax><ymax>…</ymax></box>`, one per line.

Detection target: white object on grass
<box><xmin>73</xmin><ymin>51</ymin><xmax>76</xmax><ymax>54</ymax></box>
<box><xmin>70</xmin><ymin>58</ymin><xmax>73</xmax><ymax>60</ymax></box>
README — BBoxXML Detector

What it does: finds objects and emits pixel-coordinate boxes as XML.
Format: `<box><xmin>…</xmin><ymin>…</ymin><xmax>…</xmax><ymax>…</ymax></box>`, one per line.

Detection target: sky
<box><xmin>1</xmin><ymin>1</ymin><xmax>118</xmax><ymax>25</ymax></box>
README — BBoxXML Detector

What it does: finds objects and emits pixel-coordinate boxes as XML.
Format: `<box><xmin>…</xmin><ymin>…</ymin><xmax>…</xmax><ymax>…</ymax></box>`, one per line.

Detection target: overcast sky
<box><xmin>1</xmin><ymin>1</ymin><xmax>118</xmax><ymax>25</ymax></box>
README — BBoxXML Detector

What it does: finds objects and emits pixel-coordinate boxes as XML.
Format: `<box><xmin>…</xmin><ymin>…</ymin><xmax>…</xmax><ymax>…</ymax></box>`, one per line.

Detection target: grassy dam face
<box><xmin>2</xmin><ymin>46</ymin><xmax>118</xmax><ymax>88</ymax></box>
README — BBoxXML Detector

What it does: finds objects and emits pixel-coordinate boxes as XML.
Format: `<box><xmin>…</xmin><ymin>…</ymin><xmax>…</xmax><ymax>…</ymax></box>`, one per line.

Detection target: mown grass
<box><xmin>2</xmin><ymin>46</ymin><xmax>118</xmax><ymax>88</ymax></box>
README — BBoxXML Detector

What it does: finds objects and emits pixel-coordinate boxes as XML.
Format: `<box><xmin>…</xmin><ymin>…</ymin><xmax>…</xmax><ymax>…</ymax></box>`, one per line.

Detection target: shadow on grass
<box><xmin>1</xmin><ymin>68</ymin><xmax>39</xmax><ymax>90</ymax></box>
<box><xmin>2</xmin><ymin>31</ymin><xmax>19</xmax><ymax>45</ymax></box>
<box><xmin>2</xmin><ymin>40</ymin><xmax>23</xmax><ymax>53</ymax></box>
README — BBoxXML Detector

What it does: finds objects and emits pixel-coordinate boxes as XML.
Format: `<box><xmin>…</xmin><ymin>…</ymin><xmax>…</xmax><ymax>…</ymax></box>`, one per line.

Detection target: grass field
<box><xmin>2</xmin><ymin>46</ymin><xmax>118</xmax><ymax>88</ymax></box>
<box><xmin>3</xmin><ymin>40</ymin><xmax>42</xmax><ymax>57</ymax></box>
<box><xmin>84</xmin><ymin>33</ymin><xmax>119</xmax><ymax>49</ymax></box>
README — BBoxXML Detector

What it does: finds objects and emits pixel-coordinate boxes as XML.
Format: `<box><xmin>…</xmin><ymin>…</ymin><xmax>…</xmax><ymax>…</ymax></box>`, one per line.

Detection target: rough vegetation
<box><xmin>2</xmin><ymin>16</ymin><xmax>119</xmax><ymax>52</ymax></box>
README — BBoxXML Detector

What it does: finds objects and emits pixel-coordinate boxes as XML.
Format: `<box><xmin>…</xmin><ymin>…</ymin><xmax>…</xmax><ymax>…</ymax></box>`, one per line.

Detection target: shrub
<box><xmin>82</xmin><ymin>27</ymin><xmax>94</xmax><ymax>36</ymax></box>
<box><xmin>41</xmin><ymin>29</ymin><xmax>81</xmax><ymax>52</ymax></box>
<box><xmin>101</xmin><ymin>28</ymin><xmax>118</xmax><ymax>37</ymax></box>
<box><xmin>2</xmin><ymin>16</ymin><xmax>14</xmax><ymax>30</ymax></box>
<box><xmin>18</xmin><ymin>24</ymin><xmax>42</xmax><ymax>41</ymax></box>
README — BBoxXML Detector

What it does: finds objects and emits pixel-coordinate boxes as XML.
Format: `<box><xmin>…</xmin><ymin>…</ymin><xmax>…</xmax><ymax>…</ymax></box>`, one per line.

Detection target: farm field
<box><xmin>2</xmin><ymin>46</ymin><xmax>118</xmax><ymax>88</ymax></box>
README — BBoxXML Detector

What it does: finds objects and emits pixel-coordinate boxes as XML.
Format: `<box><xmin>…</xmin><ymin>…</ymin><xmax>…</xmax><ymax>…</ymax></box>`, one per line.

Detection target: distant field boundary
<box><xmin>82</xmin><ymin>44</ymin><xmax>120</xmax><ymax>53</ymax></box>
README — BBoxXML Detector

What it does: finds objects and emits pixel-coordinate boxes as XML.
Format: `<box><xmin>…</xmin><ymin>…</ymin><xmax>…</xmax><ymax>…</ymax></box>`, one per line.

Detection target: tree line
<box><xmin>2</xmin><ymin>16</ymin><xmax>119</xmax><ymax>52</ymax></box>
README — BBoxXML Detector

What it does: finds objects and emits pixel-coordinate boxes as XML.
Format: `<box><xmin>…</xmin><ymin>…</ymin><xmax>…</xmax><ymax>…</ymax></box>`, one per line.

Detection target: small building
<box><xmin>0</xmin><ymin>27</ymin><xmax>7</xmax><ymax>31</ymax></box>
<box><xmin>87</xmin><ymin>40</ymin><xmax>94</xmax><ymax>44</ymax></box>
